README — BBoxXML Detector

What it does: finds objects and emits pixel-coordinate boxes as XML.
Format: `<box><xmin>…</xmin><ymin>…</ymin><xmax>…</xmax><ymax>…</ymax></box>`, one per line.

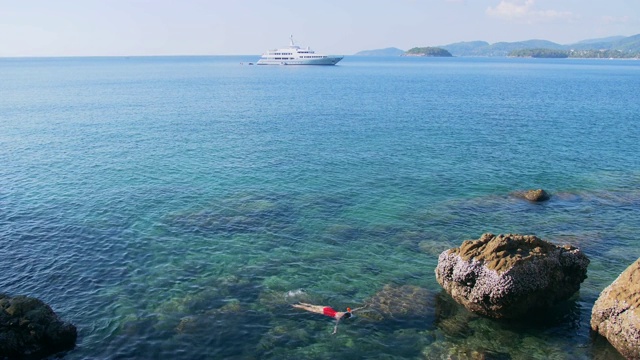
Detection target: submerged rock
<box><xmin>434</xmin><ymin>290</ymin><xmax>477</xmax><ymax>337</ymax></box>
<box><xmin>591</xmin><ymin>257</ymin><xmax>640</xmax><ymax>359</ymax></box>
<box><xmin>435</xmin><ymin>233</ymin><xmax>589</xmax><ymax>319</ymax></box>
<box><xmin>361</xmin><ymin>284</ymin><xmax>435</xmax><ymax>323</ymax></box>
<box><xmin>0</xmin><ymin>294</ymin><xmax>77</xmax><ymax>359</ymax></box>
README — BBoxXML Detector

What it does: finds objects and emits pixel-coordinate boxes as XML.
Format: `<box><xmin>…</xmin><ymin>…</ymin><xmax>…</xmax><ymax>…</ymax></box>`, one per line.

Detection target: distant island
<box><xmin>355</xmin><ymin>33</ymin><xmax>640</xmax><ymax>58</ymax></box>
<box><xmin>403</xmin><ymin>47</ymin><xmax>452</xmax><ymax>57</ymax></box>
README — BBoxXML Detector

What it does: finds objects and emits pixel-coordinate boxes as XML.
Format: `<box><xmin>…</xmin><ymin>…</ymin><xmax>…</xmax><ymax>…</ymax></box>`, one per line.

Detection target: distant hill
<box><xmin>438</xmin><ymin>41</ymin><xmax>489</xmax><ymax>56</ymax></box>
<box><xmin>441</xmin><ymin>39</ymin><xmax>568</xmax><ymax>57</ymax></box>
<box><xmin>567</xmin><ymin>34</ymin><xmax>640</xmax><ymax>52</ymax></box>
<box><xmin>439</xmin><ymin>34</ymin><xmax>640</xmax><ymax>56</ymax></box>
<box><xmin>355</xmin><ymin>34</ymin><xmax>640</xmax><ymax>57</ymax></box>
<box><xmin>574</xmin><ymin>36</ymin><xmax>626</xmax><ymax>45</ymax></box>
<box><xmin>354</xmin><ymin>47</ymin><xmax>405</xmax><ymax>56</ymax></box>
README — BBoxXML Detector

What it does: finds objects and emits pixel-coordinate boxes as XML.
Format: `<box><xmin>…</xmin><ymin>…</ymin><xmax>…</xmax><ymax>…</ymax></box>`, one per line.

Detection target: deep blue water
<box><xmin>1</xmin><ymin>55</ymin><xmax>639</xmax><ymax>359</ymax></box>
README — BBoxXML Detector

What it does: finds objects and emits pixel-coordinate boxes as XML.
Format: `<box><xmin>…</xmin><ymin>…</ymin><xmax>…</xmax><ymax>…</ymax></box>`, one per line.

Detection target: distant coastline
<box><xmin>356</xmin><ymin>33</ymin><xmax>640</xmax><ymax>58</ymax></box>
<box><xmin>508</xmin><ymin>48</ymin><xmax>639</xmax><ymax>59</ymax></box>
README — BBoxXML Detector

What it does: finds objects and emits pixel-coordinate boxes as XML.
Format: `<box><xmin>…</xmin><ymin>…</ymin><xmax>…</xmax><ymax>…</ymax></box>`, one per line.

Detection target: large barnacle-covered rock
<box><xmin>435</xmin><ymin>233</ymin><xmax>589</xmax><ymax>319</ymax></box>
<box><xmin>591</xmin><ymin>257</ymin><xmax>640</xmax><ymax>360</ymax></box>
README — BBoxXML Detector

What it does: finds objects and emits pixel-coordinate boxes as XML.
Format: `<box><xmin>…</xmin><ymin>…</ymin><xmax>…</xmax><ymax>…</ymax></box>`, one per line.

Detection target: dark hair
<box><xmin>342</xmin><ymin>312</ymin><xmax>352</xmax><ymax>319</ymax></box>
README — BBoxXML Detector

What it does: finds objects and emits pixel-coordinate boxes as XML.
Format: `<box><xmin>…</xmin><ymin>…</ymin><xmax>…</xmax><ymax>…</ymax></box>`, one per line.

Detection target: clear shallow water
<box><xmin>1</xmin><ymin>55</ymin><xmax>639</xmax><ymax>359</ymax></box>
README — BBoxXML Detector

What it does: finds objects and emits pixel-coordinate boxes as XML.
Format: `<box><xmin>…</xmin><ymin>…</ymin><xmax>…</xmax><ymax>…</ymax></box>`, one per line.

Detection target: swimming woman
<box><xmin>292</xmin><ymin>302</ymin><xmax>366</xmax><ymax>334</ymax></box>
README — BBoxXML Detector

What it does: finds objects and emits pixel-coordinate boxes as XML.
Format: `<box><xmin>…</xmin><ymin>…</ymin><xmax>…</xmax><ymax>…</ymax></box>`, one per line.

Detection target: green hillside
<box><xmin>403</xmin><ymin>47</ymin><xmax>452</xmax><ymax>57</ymax></box>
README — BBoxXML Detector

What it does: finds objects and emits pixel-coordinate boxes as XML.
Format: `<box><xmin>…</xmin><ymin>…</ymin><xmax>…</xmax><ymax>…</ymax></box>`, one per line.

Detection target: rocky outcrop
<box><xmin>513</xmin><ymin>189</ymin><xmax>550</xmax><ymax>202</ymax></box>
<box><xmin>0</xmin><ymin>294</ymin><xmax>77</xmax><ymax>359</ymax></box>
<box><xmin>591</xmin><ymin>258</ymin><xmax>640</xmax><ymax>359</ymax></box>
<box><xmin>435</xmin><ymin>233</ymin><xmax>589</xmax><ymax>319</ymax></box>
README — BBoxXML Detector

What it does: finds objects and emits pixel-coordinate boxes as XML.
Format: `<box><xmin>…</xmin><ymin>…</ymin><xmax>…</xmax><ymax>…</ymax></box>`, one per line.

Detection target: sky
<box><xmin>0</xmin><ymin>0</ymin><xmax>638</xmax><ymax>57</ymax></box>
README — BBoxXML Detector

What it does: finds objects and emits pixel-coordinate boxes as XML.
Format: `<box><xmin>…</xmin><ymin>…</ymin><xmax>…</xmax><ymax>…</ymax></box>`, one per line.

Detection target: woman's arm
<box><xmin>332</xmin><ymin>317</ymin><xmax>341</xmax><ymax>334</ymax></box>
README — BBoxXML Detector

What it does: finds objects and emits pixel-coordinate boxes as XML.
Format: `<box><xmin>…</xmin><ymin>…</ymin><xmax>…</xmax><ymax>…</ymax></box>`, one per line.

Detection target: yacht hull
<box><xmin>256</xmin><ymin>56</ymin><xmax>343</xmax><ymax>65</ymax></box>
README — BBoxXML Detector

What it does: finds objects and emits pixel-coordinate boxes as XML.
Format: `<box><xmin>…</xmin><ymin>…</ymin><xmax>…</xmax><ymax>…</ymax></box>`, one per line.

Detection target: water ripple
<box><xmin>1</xmin><ymin>56</ymin><xmax>637</xmax><ymax>359</ymax></box>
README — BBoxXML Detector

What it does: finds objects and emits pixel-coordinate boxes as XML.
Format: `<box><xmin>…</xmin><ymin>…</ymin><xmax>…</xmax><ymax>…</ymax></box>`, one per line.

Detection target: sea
<box><xmin>1</xmin><ymin>55</ymin><xmax>639</xmax><ymax>359</ymax></box>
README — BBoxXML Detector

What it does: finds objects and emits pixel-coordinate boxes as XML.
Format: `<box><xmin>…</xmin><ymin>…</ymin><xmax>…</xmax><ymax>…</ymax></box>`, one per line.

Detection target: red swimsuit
<box><xmin>322</xmin><ymin>307</ymin><xmax>338</xmax><ymax>318</ymax></box>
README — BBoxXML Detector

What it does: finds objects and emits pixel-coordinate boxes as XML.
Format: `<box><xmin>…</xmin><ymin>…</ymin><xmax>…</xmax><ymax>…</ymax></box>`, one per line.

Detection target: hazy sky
<box><xmin>1</xmin><ymin>0</ymin><xmax>638</xmax><ymax>57</ymax></box>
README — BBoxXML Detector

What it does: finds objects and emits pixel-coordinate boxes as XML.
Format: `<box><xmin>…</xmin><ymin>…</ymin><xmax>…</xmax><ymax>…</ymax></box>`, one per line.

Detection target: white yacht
<box><xmin>257</xmin><ymin>36</ymin><xmax>343</xmax><ymax>65</ymax></box>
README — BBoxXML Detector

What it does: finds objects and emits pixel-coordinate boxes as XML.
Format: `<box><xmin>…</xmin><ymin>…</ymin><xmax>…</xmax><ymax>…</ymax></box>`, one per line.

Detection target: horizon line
<box><xmin>2</xmin><ymin>33</ymin><xmax>636</xmax><ymax>59</ymax></box>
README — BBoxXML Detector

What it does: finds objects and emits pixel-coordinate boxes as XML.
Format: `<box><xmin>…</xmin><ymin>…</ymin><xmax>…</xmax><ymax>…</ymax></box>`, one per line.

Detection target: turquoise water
<box><xmin>1</xmin><ymin>55</ymin><xmax>639</xmax><ymax>359</ymax></box>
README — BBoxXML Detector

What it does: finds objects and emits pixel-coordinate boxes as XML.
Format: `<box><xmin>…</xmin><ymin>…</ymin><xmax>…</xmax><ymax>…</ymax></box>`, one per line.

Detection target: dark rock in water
<box><xmin>422</xmin><ymin>341</ymin><xmax>514</xmax><ymax>360</ymax></box>
<box><xmin>513</xmin><ymin>189</ymin><xmax>550</xmax><ymax>202</ymax></box>
<box><xmin>435</xmin><ymin>233</ymin><xmax>589</xmax><ymax>319</ymax></box>
<box><xmin>361</xmin><ymin>284</ymin><xmax>435</xmax><ymax>323</ymax></box>
<box><xmin>434</xmin><ymin>290</ymin><xmax>477</xmax><ymax>337</ymax></box>
<box><xmin>591</xmin><ymin>257</ymin><xmax>640</xmax><ymax>360</ymax></box>
<box><xmin>0</xmin><ymin>294</ymin><xmax>77</xmax><ymax>359</ymax></box>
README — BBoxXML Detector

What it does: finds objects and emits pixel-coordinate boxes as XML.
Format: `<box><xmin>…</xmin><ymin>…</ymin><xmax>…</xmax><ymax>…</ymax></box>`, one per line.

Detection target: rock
<box><xmin>434</xmin><ymin>291</ymin><xmax>477</xmax><ymax>337</ymax></box>
<box><xmin>0</xmin><ymin>294</ymin><xmax>77</xmax><ymax>359</ymax></box>
<box><xmin>361</xmin><ymin>284</ymin><xmax>436</xmax><ymax>323</ymax></box>
<box><xmin>514</xmin><ymin>189</ymin><xmax>550</xmax><ymax>202</ymax></box>
<box><xmin>435</xmin><ymin>233</ymin><xmax>589</xmax><ymax>319</ymax></box>
<box><xmin>591</xmin><ymin>257</ymin><xmax>640</xmax><ymax>359</ymax></box>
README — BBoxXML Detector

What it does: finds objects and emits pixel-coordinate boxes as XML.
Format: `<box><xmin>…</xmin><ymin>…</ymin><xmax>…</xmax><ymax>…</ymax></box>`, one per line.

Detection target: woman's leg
<box><xmin>292</xmin><ymin>303</ymin><xmax>326</xmax><ymax>314</ymax></box>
